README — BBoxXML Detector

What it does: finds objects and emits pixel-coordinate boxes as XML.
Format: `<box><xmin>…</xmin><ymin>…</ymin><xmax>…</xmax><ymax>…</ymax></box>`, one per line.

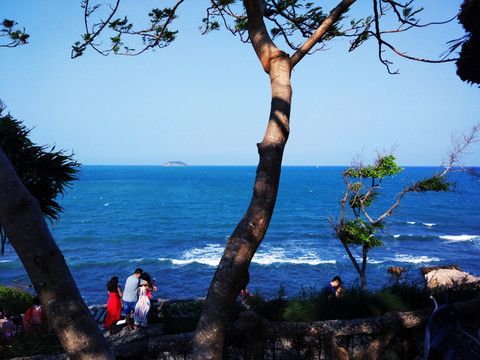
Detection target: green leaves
<box><xmin>402</xmin><ymin>6</ymin><xmax>423</xmax><ymax>23</ymax></box>
<box><xmin>415</xmin><ymin>176</ymin><xmax>451</xmax><ymax>192</ymax></box>
<box><xmin>0</xmin><ymin>113</ymin><xmax>80</xmax><ymax>223</ymax></box>
<box><xmin>349</xmin><ymin>191</ymin><xmax>379</xmax><ymax>209</ymax></box>
<box><xmin>340</xmin><ymin>219</ymin><xmax>384</xmax><ymax>249</ymax></box>
<box><xmin>344</xmin><ymin>155</ymin><xmax>403</xmax><ymax>179</ymax></box>
<box><xmin>1</xmin><ymin>19</ymin><xmax>30</xmax><ymax>48</ymax></box>
<box><xmin>73</xmin><ymin>2</ymin><xmax>182</xmax><ymax>57</ymax></box>
<box><xmin>235</xmin><ymin>17</ymin><xmax>249</xmax><ymax>32</ymax></box>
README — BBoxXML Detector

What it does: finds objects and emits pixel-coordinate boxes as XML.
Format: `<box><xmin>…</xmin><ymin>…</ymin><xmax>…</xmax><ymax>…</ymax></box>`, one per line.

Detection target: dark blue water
<box><xmin>1</xmin><ymin>166</ymin><xmax>479</xmax><ymax>306</ymax></box>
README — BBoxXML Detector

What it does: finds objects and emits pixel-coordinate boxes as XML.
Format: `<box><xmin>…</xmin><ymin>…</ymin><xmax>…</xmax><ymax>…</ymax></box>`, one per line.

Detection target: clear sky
<box><xmin>1</xmin><ymin>0</ymin><xmax>479</xmax><ymax>166</ymax></box>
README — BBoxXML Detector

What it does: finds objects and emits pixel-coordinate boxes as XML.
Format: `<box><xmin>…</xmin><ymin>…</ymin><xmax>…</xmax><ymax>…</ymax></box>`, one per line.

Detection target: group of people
<box><xmin>103</xmin><ymin>268</ymin><xmax>157</xmax><ymax>335</ymax></box>
<box><xmin>0</xmin><ymin>297</ymin><xmax>48</xmax><ymax>344</ymax></box>
<box><xmin>103</xmin><ymin>271</ymin><xmax>341</xmax><ymax>334</ymax></box>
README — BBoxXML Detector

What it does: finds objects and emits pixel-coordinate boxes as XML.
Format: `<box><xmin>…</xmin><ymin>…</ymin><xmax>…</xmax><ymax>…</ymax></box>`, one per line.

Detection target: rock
<box><xmin>388</xmin><ymin>266</ymin><xmax>406</xmax><ymax>277</ymax></box>
<box><xmin>424</xmin><ymin>268</ymin><xmax>480</xmax><ymax>288</ymax></box>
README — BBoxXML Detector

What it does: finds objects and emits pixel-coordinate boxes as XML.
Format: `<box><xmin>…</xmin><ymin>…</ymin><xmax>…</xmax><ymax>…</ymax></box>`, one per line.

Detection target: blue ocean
<box><xmin>1</xmin><ymin>166</ymin><xmax>479</xmax><ymax>307</ymax></box>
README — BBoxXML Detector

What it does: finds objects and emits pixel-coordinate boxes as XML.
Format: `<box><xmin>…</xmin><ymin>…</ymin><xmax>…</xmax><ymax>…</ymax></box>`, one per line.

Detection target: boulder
<box><xmin>388</xmin><ymin>266</ymin><xmax>406</xmax><ymax>277</ymax></box>
<box><xmin>424</xmin><ymin>268</ymin><xmax>480</xmax><ymax>288</ymax></box>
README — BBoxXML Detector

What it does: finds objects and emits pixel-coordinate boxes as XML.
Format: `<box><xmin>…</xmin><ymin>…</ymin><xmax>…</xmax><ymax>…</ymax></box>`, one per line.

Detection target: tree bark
<box><xmin>192</xmin><ymin>2</ymin><xmax>291</xmax><ymax>359</ymax></box>
<box><xmin>0</xmin><ymin>147</ymin><xmax>114</xmax><ymax>360</ymax></box>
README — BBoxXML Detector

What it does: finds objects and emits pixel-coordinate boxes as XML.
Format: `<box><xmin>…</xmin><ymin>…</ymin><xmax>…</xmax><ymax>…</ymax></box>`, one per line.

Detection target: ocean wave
<box><xmin>0</xmin><ymin>259</ymin><xmax>15</xmax><ymax>263</ymax></box>
<box><xmin>157</xmin><ymin>244</ymin><xmax>336</xmax><ymax>267</ymax></box>
<box><xmin>171</xmin><ymin>258</ymin><xmax>220</xmax><ymax>266</ymax></box>
<box><xmin>422</xmin><ymin>223</ymin><xmax>436</xmax><ymax>227</ymax></box>
<box><xmin>390</xmin><ymin>234</ymin><xmax>430</xmax><ymax>240</ymax></box>
<box><xmin>439</xmin><ymin>235</ymin><xmax>479</xmax><ymax>242</ymax></box>
<box><xmin>392</xmin><ymin>254</ymin><xmax>440</xmax><ymax>264</ymax></box>
<box><xmin>253</xmin><ymin>254</ymin><xmax>336</xmax><ymax>266</ymax></box>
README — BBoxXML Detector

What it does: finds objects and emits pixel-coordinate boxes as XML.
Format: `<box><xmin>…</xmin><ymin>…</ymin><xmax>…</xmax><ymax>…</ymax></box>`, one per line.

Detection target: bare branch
<box><xmin>440</xmin><ymin>123</ymin><xmax>480</xmax><ymax>177</ymax></box>
<box><xmin>370</xmin><ymin>0</ymin><xmax>458</xmax><ymax>74</ymax></box>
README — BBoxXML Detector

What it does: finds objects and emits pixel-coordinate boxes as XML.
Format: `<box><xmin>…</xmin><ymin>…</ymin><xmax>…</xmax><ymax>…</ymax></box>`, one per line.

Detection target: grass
<box><xmin>1</xmin><ymin>332</ymin><xmax>63</xmax><ymax>359</ymax></box>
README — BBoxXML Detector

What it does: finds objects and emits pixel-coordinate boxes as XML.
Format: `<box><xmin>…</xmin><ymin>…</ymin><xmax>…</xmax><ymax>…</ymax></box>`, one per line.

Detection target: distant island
<box><xmin>162</xmin><ymin>161</ymin><xmax>188</xmax><ymax>166</ymax></box>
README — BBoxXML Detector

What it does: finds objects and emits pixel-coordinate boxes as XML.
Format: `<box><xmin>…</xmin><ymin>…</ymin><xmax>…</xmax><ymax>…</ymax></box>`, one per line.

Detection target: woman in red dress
<box><xmin>103</xmin><ymin>276</ymin><xmax>122</xmax><ymax>335</ymax></box>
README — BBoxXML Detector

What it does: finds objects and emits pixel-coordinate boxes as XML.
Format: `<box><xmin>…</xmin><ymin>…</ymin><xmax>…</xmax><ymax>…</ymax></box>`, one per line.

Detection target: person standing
<box><xmin>103</xmin><ymin>276</ymin><xmax>122</xmax><ymax>335</ymax></box>
<box><xmin>122</xmin><ymin>268</ymin><xmax>143</xmax><ymax>331</ymax></box>
<box><xmin>23</xmin><ymin>297</ymin><xmax>48</xmax><ymax>336</ymax></box>
<box><xmin>134</xmin><ymin>272</ymin><xmax>153</xmax><ymax>328</ymax></box>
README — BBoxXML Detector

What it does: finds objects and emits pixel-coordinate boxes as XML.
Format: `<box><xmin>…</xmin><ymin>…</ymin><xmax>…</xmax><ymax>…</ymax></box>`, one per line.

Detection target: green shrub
<box><xmin>249</xmin><ymin>282</ymin><xmax>450</xmax><ymax>322</ymax></box>
<box><xmin>0</xmin><ymin>285</ymin><xmax>34</xmax><ymax>316</ymax></box>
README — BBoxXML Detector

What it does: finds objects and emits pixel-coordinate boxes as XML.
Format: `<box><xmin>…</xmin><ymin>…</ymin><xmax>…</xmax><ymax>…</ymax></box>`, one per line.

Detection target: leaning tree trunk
<box><xmin>192</xmin><ymin>0</ymin><xmax>356</xmax><ymax>358</ymax></box>
<box><xmin>0</xmin><ymin>147</ymin><xmax>114</xmax><ymax>360</ymax></box>
<box><xmin>192</xmin><ymin>2</ymin><xmax>292</xmax><ymax>359</ymax></box>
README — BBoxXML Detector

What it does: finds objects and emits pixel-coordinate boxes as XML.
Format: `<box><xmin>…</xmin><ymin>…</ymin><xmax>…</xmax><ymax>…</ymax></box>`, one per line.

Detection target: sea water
<box><xmin>1</xmin><ymin>166</ymin><xmax>479</xmax><ymax>306</ymax></box>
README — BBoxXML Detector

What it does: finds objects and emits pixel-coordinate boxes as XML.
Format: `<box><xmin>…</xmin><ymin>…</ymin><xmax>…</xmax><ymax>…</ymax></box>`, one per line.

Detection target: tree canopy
<box><xmin>0</xmin><ymin>105</ymin><xmax>80</xmax><ymax>254</ymax></box>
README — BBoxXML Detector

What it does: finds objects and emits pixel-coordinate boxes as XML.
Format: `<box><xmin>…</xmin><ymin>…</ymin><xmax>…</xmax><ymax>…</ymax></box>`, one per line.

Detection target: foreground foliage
<box><xmin>247</xmin><ymin>282</ymin><xmax>480</xmax><ymax>323</ymax></box>
<box><xmin>0</xmin><ymin>285</ymin><xmax>34</xmax><ymax>316</ymax></box>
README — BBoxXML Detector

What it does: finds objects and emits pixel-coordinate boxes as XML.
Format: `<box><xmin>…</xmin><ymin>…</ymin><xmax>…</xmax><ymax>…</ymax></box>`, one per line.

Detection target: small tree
<box><xmin>0</xmin><ymin>106</ymin><xmax>81</xmax><ymax>254</ymax></box>
<box><xmin>328</xmin><ymin>125</ymin><xmax>479</xmax><ymax>292</ymax></box>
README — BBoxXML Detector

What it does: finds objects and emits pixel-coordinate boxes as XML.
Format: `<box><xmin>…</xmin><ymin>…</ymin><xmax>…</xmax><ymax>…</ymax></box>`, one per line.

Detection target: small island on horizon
<box><xmin>162</xmin><ymin>161</ymin><xmax>188</xmax><ymax>166</ymax></box>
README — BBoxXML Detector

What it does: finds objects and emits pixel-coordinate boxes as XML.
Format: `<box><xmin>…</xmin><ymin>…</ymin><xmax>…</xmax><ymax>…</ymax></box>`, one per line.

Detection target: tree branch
<box><xmin>290</xmin><ymin>0</ymin><xmax>356</xmax><ymax>68</ymax></box>
<box><xmin>244</xmin><ymin>0</ymin><xmax>284</xmax><ymax>73</ymax></box>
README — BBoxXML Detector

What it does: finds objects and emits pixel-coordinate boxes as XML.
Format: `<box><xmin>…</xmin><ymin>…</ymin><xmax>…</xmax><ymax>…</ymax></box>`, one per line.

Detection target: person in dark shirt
<box><xmin>321</xmin><ymin>276</ymin><xmax>343</xmax><ymax>299</ymax></box>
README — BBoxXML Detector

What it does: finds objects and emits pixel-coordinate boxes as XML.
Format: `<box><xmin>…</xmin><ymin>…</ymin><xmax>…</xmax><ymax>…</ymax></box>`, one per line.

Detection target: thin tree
<box><xmin>0</xmin><ymin>103</ymin><xmax>114</xmax><ymax>359</ymax></box>
<box><xmin>0</xmin><ymin>1</ymin><xmax>467</xmax><ymax>359</ymax></box>
<box><xmin>328</xmin><ymin>124</ymin><xmax>480</xmax><ymax>292</ymax></box>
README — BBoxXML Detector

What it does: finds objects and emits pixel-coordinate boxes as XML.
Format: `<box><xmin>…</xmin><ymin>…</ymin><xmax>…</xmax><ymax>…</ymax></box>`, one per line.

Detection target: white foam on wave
<box><xmin>422</xmin><ymin>223</ymin><xmax>436</xmax><ymax>227</ymax></box>
<box><xmin>158</xmin><ymin>244</ymin><xmax>335</xmax><ymax>267</ymax></box>
<box><xmin>253</xmin><ymin>251</ymin><xmax>335</xmax><ymax>266</ymax></box>
<box><xmin>171</xmin><ymin>258</ymin><xmax>220</xmax><ymax>266</ymax></box>
<box><xmin>439</xmin><ymin>235</ymin><xmax>479</xmax><ymax>242</ymax></box>
<box><xmin>170</xmin><ymin>244</ymin><xmax>223</xmax><ymax>266</ymax></box>
<box><xmin>407</xmin><ymin>222</ymin><xmax>416</xmax><ymax>225</ymax></box>
<box><xmin>393</xmin><ymin>254</ymin><xmax>440</xmax><ymax>264</ymax></box>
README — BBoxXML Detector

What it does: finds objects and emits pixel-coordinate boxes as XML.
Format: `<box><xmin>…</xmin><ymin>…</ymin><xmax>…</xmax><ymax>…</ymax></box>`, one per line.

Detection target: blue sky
<box><xmin>1</xmin><ymin>0</ymin><xmax>479</xmax><ymax>166</ymax></box>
